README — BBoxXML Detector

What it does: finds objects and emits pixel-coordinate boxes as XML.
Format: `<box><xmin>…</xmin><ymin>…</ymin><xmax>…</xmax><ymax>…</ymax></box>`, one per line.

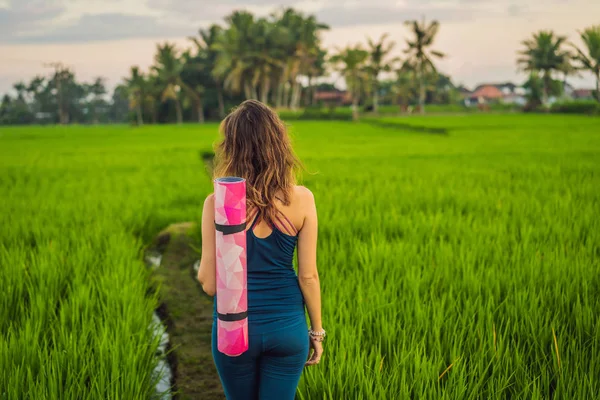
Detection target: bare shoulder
<box><xmin>203</xmin><ymin>193</ymin><xmax>215</xmax><ymax>211</ymax></box>
<box><xmin>292</xmin><ymin>185</ymin><xmax>315</xmax><ymax>205</ymax></box>
<box><xmin>292</xmin><ymin>185</ymin><xmax>316</xmax><ymax>212</ymax></box>
<box><xmin>293</xmin><ymin>185</ymin><xmax>315</xmax><ymax>201</ymax></box>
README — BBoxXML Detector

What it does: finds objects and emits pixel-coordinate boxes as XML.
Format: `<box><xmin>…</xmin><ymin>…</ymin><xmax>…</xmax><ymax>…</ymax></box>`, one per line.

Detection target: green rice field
<box><xmin>1</xmin><ymin>114</ymin><xmax>599</xmax><ymax>399</ymax></box>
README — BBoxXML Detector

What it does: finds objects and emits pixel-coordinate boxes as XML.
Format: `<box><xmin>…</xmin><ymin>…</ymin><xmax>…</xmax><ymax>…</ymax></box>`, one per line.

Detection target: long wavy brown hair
<box><xmin>213</xmin><ymin>100</ymin><xmax>303</xmax><ymax>225</ymax></box>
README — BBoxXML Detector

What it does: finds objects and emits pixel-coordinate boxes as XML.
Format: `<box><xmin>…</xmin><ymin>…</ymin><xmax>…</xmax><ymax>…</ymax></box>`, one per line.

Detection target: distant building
<box><xmin>313</xmin><ymin>90</ymin><xmax>352</xmax><ymax>106</ymax></box>
<box><xmin>459</xmin><ymin>80</ymin><xmax>595</xmax><ymax>107</ymax></box>
<box><xmin>464</xmin><ymin>85</ymin><xmax>504</xmax><ymax>106</ymax></box>
<box><xmin>572</xmin><ymin>89</ymin><xmax>594</xmax><ymax>100</ymax></box>
<box><xmin>464</xmin><ymin>82</ymin><xmax>527</xmax><ymax>106</ymax></box>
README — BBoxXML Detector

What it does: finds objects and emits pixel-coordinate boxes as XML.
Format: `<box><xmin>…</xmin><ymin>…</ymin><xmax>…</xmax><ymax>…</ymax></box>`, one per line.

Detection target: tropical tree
<box><xmin>306</xmin><ymin>48</ymin><xmax>327</xmax><ymax>106</ymax></box>
<box><xmin>211</xmin><ymin>9</ymin><xmax>327</xmax><ymax>109</ymax></box>
<box><xmin>143</xmin><ymin>74</ymin><xmax>162</xmax><ymax>124</ymax></box>
<box><xmin>0</xmin><ymin>95</ymin><xmax>12</xmax><ymax>124</ymax></box>
<box><xmin>330</xmin><ymin>45</ymin><xmax>369</xmax><ymax>121</ymax></box>
<box><xmin>87</xmin><ymin>77</ymin><xmax>107</xmax><ymax>124</ymax></box>
<box><xmin>557</xmin><ymin>55</ymin><xmax>578</xmax><ymax>96</ymax></box>
<box><xmin>126</xmin><ymin>66</ymin><xmax>145</xmax><ymax>126</ymax></box>
<box><xmin>249</xmin><ymin>17</ymin><xmax>287</xmax><ymax>105</ymax></box>
<box><xmin>45</xmin><ymin>63</ymin><xmax>74</xmax><ymax>124</ymax></box>
<box><xmin>288</xmin><ymin>11</ymin><xmax>329</xmax><ymax>109</ymax></box>
<box><xmin>12</xmin><ymin>82</ymin><xmax>27</xmax><ymax>106</ymax></box>
<box><xmin>181</xmin><ymin>49</ymin><xmax>208</xmax><ymax>123</ymax></box>
<box><xmin>403</xmin><ymin>17</ymin><xmax>445</xmax><ymax>114</ymax></box>
<box><xmin>26</xmin><ymin>76</ymin><xmax>46</xmax><ymax>116</ymax></box>
<box><xmin>429</xmin><ymin>73</ymin><xmax>459</xmax><ymax>104</ymax></box>
<box><xmin>392</xmin><ymin>68</ymin><xmax>415</xmax><ymax>111</ymax></box>
<box><xmin>213</xmin><ymin>11</ymin><xmax>257</xmax><ymax>101</ymax></box>
<box><xmin>522</xmin><ymin>71</ymin><xmax>563</xmax><ymax>109</ymax></box>
<box><xmin>109</xmin><ymin>84</ymin><xmax>130</xmax><ymax>123</ymax></box>
<box><xmin>153</xmin><ymin>42</ymin><xmax>207</xmax><ymax>123</ymax></box>
<box><xmin>517</xmin><ymin>30</ymin><xmax>569</xmax><ymax>105</ymax></box>
<box><xmin>571</xmin><ymin>25</ymin><xmax>600</xmax><ymax>102</ymax></box>
<box><xmin>191</xmin><ymin>24</ymin><xmax>227</xmax><ymax>117</ymax></box>
<box><xmin>366</xmin><ymin>34</ymin><xmax>397</xmax><ymax>113</ymax></box>
<box><xmin>152</xmin><ymin>43</ymin><xmax>185</xmax><ymax>124</ymax></box>
<box><xmin>6</xmin><ymin>83</ymin><xmax>33</xmax><ymax>124</ymax></box>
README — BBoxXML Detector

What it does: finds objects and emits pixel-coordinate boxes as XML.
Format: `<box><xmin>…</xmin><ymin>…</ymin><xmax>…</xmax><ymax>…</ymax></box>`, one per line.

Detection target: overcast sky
<box><xmin>1</xmin><ymin>0</ymin><xmax>599</xmax><ymax>94</ymax></box>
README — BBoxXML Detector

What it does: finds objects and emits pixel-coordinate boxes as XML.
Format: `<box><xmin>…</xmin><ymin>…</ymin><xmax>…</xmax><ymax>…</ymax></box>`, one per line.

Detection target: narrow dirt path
<box><xmin>149</xmin><ymin>222</ymin><xmax>225</xmax><ymax>400</ymax></box>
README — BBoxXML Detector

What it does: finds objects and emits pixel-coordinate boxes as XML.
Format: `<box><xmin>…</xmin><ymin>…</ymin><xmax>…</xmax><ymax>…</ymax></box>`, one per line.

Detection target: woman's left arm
<box><xmin>197</xmin><ymin>194</ymin><xmax>216</xmax><ymax>296</ymax></box>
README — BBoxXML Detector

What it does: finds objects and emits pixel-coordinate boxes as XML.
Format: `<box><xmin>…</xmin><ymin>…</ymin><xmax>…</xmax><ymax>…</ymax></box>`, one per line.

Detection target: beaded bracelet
<box><xmin>309</xmin><ymin>328</ymin><xmax>326</xmax><ymax>342</ymax></box>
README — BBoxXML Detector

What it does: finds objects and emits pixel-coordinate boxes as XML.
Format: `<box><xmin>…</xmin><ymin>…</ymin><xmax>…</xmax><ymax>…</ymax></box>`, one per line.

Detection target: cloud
<box><xmin>4</xmin><ymin>13</ymin><xmax>197</xmax><ymax>44</ymax></box>
<box><xmin>315</xmin><ymin>5</ymin><xmax>479</xmax><ymax>27</ymax></box>
<box><xmin>146</xmin><ymin>0</ymin><xmax>513</xmax><ymax>30</ymax></box>
<box><xmin>0</xmin><ymin>0</ymin><xmax>65</xmax><ymax>41</ymax></box>
<box><xmin>0</xmin><ymin>0</ymin><xmax>572</xmax><ymax>45</ymax></box>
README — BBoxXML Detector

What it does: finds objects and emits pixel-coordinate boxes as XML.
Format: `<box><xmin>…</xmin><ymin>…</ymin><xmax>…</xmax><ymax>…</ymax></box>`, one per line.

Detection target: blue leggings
<box><xmin>211</xmin><ymin>316</ymin><xmax>309</xmax><ymax>400</ymax></box>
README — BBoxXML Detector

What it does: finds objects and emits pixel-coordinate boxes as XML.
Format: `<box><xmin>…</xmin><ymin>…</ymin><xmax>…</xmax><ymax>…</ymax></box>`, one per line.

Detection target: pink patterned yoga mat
<box><xmin>214</xmin><ymin>177</ymin><xmax>249</xmax><ymax>356</ymax></box>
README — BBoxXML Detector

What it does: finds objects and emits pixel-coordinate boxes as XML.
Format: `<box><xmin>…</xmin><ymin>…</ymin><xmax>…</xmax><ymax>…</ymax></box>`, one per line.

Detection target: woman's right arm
<box><xmin>297</xmin><ymin>188</ymin><xmax>323</xmax><ymax>333</ymax></box>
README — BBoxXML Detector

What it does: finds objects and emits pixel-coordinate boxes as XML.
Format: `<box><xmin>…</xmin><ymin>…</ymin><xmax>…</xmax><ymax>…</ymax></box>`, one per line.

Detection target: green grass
<box><xmin>1</xmin><ymin>114</ymin><xmax>599</xmax><ymax>399</ymax></box>
<box><xmin>278</xmin><ymin>103</ymin><xmax>522</xmax><ymax>121</ymax></box>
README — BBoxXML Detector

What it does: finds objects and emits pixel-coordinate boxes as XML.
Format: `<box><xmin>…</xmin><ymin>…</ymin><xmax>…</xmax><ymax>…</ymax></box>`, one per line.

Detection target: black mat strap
<box><xmin>217</xmin><ymin>311</ymin><xmax>248</xmax><ymax>322</ymax></box>
<box><xmin>215</xmin><ymin>221</ymin><xmax>246</xmax><ymax>235</ymax></box>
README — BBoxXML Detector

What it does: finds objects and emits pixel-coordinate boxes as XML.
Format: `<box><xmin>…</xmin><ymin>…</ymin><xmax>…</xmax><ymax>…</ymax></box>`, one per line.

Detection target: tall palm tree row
<box><xmin>123</xmin><ymin>9</ymin><xmax>446</xmax><ymax>123</ymax></box>
<box><xmin>123</xmin><ymin>8</ymin><xmax>330</xmax><ymax>124</ymax></box>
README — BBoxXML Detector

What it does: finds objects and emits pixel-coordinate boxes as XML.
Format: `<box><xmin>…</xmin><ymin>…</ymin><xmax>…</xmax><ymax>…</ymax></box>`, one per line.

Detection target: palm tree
<box><xmin>152</xmin><ymin>43</ymin><xmax>185</xmax><ymax>124</ymax></box>
<box><xmin>306</xmin><ymin>49</ymin><xmax>327</xmax><ymax>106</ymax></box>
<box><xmin>245</xmin><ymin>17</ymin><xmax>286</xmax><ymax>105</ymax></box>
<box><xmin>571</xmin><ymin>25</ymin><xmax>600</xmax><ymax>102</ymax></box>
<box><xmin>0</xmin><ymin>94</ymin><xmax>12</xmax><ymax>123</ymax></box>
<box><xmin>144</xmin><ymin>74</ymin><xmax>161</xmax><ymax>124</ymax></box>
<box><xmin>126</xmin><ymin>66</ymin><xmax>145</xmax><ymax>126</ymax></box>
<box><xmin>88</xmin><ymin>77</ymin><xmax>106</xmax><ymax>124</ymax></box>
<box><xmin>48</xmin><ymin>65</ymin><xmax>73</xmax><ymax>125</ymax></box>
<box><xmin>517</xmin><ymin>30</ymin><xmax>569</xmax><ymax>105</ymax></box>
<box><xmin>13</xmin><ymin>82</ymin><xmax>27</xmax><ymax>105</ymax></box>
<box><xmin>213</xmin><ymin>11</ymin><xmax>257</xmax><ymax>101</ymax></box>
<box><xmin>211</xmin><ymin>9</ymin><xmax>328</xmax><ymax>109</ymax></box>
<box><xmin>271</xmin><ymin>8</ymin><xmax>329</xmax><ymax>109</ymax></box>
<box><xmin>291</xmin><ymin>11</ymin><xmax>329</xmax><ymax>109</ymax></box>
<box><xmin>557</xmin><ymin>56</ymin><xmax>578</xmax><ymax>92</ymax></box>
<box><xmin>153</xmin><ymin>42</ymin><xmax>206</xmax><ymax>124</ymax></box>
<box><xmin>191</xmin><ymin>24</ymin><xmax>226</xmax><ymax>118</ymax></box>
<box><xmin>523</xmin><ymin>71</ymin><xmax>544</xmax><ymax>107</ymax></box>
<box><xmin>393</xmin><ymin>66</ymin><xmax>416</xmax><ymax>112</ymax></box>
<box><xmin>403</xmin><ymin>17</ymin><xmax>445</xmax><ymax>114</ymax></box>
<box><xmin>181</xmin><ymin>49</ymin><xmax>207</xmax><ymax>123</ymax></box>
<box><xmin>366</xmin><ymin>34</ymin><xmax>397</xmax><ymax>114</ymax></box>
<box><xmin>330</xmin><ymin>45</ymin><xmax>369</xmax><ymax>121</ymax></box>
<box><xmin>26</xmin><ymin>76</ymin><xmax>46</xmax><ymax>116</ymax></box>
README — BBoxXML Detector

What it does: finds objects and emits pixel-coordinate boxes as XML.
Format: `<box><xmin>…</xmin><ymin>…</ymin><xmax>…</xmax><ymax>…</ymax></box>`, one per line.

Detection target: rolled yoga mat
<box><xmin>214</xmin><ymin>177</ymin><xmax>249</xmax><ymax>356</ymax></box>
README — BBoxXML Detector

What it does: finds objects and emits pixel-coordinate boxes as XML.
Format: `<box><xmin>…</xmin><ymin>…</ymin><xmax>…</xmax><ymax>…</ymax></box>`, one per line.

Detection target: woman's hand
<box><xmin>305</xmin><ymin>337</ymin><xmax>324</xmax><ymax>366</ymax></box>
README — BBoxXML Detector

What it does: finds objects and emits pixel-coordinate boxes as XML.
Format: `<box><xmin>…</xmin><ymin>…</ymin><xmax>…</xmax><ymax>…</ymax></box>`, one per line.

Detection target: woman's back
<box><xmin>213</xmin><ymin>187</ymin><xmax>307</xmax><ymax>333</ymax></box>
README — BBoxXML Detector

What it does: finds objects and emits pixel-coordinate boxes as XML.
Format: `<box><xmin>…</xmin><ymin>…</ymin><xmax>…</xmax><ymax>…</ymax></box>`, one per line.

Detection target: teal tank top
<box><xmin>213</xmin><ymin>210</ymin><xmax>306</xmax><ymax>334</ymax></box>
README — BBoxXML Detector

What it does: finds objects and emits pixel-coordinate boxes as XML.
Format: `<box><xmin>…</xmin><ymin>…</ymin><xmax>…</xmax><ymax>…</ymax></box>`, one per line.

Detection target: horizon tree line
<box><xmin>1</xmin><ymin>8</ymin><xmax>599</xmax><ymax>125</ymax></box>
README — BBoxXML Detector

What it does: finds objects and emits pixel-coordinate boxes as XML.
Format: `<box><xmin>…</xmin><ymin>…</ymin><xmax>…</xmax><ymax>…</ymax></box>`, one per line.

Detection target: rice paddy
<box><xmin>1</xmin><ymin>114</ymin><xmax>599</xmax><ymax>399</ymax></box>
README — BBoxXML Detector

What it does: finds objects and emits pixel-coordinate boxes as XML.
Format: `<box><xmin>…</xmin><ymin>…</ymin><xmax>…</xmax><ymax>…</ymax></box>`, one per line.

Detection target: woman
<box><xmin>197</xmin><ymin>100</ymin><xmax>325</xmax><ymax>400</ymax></box>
